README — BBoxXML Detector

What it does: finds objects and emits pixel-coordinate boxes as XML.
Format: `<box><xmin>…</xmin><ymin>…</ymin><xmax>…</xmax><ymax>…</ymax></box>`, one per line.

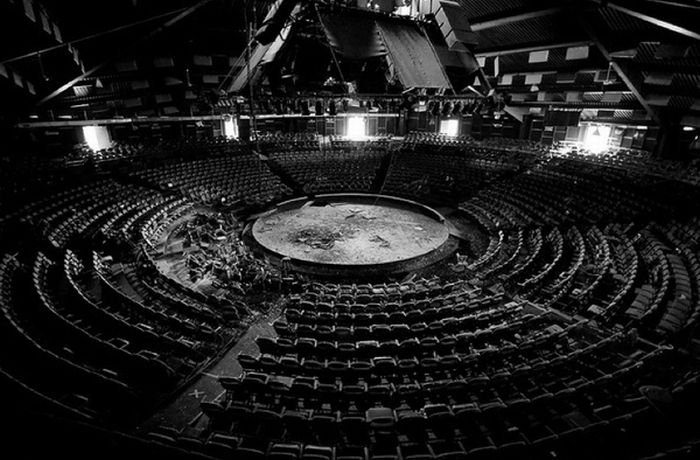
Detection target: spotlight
<box><xmin>439</xmin><ymin>119</ymin><xmax>459</xmax><ymax>137</ymax></box>
<box><xmin>223</xmin><ymin>116</ymin><xmax>238</xmax><ymax>139</ymax></box>
<box><xmin>346</xmin><ymin>116</ymin><xmax>367</xmax><ymax>140</ymax></box>
<box><xmin>583</xmin><ymin>125</ymin><xmax>611</xmax><ymax>154</ymax></box>
<box><xmin>82</xmin><ymin>125</ymin><xmax>112</xmax><ymax>152</ymax></box>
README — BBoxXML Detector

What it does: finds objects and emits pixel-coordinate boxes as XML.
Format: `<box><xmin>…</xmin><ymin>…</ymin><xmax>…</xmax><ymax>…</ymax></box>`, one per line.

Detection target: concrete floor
<box><xmin>253</xmin><ymin>201</ymin><xmax>449</xmax><ymax>265</ymax></box>
<box><xmin>141</xmin><ymin>303</ymin><xmax>282</xmax><ymax>435</ymax></box>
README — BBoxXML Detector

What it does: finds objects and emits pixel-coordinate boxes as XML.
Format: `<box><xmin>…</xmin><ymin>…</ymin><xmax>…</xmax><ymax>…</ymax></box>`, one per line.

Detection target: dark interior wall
<box><xmin>13</xmin><ymin>120</ymin><xmax>221</xmax><ymax>156</ymax></box>
<box><xmin>526</xmin><ymin>115</ymin><xmax>663</xmax><ymax>153</ymax></box>
<box><xmin>405</xmin><ymin>112</ymin><xmax>520</xmax><ymax>139</ymax></box>
<box><xmin>241</xmin><ymin>115</ymin><xmax>401</xmax><ymax>138</ymax></box>
<box><xmin>11</xmin><ymin>126</ymin><xmax>81</xmax><ymax>158</ymax></box>
<box><xmin>14</xmin><ymin>111</ymin><xmax>522</xmax><ymax>155</ymax></box>
<box><xmin>14</xmin><ymin>115</ymin><xmax>405</xmax><ymax>154</ymax></box>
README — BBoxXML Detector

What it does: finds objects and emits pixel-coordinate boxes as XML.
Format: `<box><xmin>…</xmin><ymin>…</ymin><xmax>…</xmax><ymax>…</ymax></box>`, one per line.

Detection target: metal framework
<box><xmin>470</xmin><ymin>7</ymin><xmax>565</xmax><ymax>32</ymax></box>
<box><xmin>592</xmin><ymin>0</ymin><xmax>700</xmax><ymax>41</ymax></box>
<box><xmin>37</xmin><ymin>0</ymin><xmax>219</xmax><ymax>106</ymax></box>
<box><xmin>576</xmin><ymin>14</ymin><xmax>661</xmax><ymax>124</ymax></box>
<box><xmin>475</xmin><ymin>40</ymin><xmax>594</xmax><ymax>58</ymax></box>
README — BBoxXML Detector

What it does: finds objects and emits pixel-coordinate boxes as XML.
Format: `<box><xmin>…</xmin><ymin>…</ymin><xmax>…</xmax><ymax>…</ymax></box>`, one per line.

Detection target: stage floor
<box><xmin>252</xmin><ymin>196</ymin><xmax>450</xmax><ymax>267</ymax></box>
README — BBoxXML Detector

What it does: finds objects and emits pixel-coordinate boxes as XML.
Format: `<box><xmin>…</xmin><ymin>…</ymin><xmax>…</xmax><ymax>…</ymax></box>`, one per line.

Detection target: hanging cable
<box><xmin>246</xmin><ymin>0</ymin><xmax>260</xmax><ymax>152</ymax></box>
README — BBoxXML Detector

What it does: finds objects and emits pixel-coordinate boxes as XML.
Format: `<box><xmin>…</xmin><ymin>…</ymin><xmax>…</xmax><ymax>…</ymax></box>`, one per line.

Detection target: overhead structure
<box><xmin>0</xmin><ymin>0</ymin><xmax>695</xmax><ymax>131</ymax></box>
<box><xmin>318</xmin><ymin>12</ymin><xmax>387</xmax><ymax>60</ymax></box>
<box><xmin>576</xmin><ymin>14</ymin><xmax>660</xmax><ymax>124</ymax></box>
<box><xmin>317</xmin><ymin>9</ymin><xmax>454</xmax><ymax>91</ymax></box>
<box><xmin>226</xmin><ymin>5</ymin><xmax>301</xmax><ymax>94</ymax></box>
<box><xmin>377</xmin><ymin>20</ymin><xmax>453</xmax><ymax>91</ymax></box>
<box><xmin>432</xmin><ymin>0</ymin><xmax>478</xmax><ymax>52</ymax></box>
<box><xmin>254</xmin><ymin>0</ymin><xmax>300</xmax><ymax>45</ymax></box>
<box><xmin>590</xmin><ymin>0</ymin><xmax>700</xmax><ymax>41</ymax></box>
<box><xmin>227</xmin><ymin>3</ymin><xmax>463</xmax><ymax>95</ymax></box>
<box><xmin>37</xmin><ymin>0</ymin><xmax>220</xmax><ymax>106</ymax></box>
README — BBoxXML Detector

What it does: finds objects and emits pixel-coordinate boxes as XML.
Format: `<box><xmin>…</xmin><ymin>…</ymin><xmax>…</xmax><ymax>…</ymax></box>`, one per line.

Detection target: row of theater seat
<box><xmin>269</xmin><ymin>148</ymin><xmax>388</xmax><ymax>195</ymax></box>
<box><xmin>2</xmin><ymin>135</ymin><xmax>700</xmax><ymax>459</ymax></box>
<box><xmin>194</xmin><ymin>270</ymin><xmax>687</xmax><ymax>459</ymax></box>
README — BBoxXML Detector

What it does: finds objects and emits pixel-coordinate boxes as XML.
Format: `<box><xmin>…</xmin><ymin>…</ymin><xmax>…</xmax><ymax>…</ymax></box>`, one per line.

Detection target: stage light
<box><xmin>583</xmin><ymin>124</ymin><xmax>611</xmax><ymax>154</ymax></box>
<box><xmin>82</xmin><ymin>125</ymin><xmax>112</xmax><ymax>152</ymax></box>
<box><xmin>439</xmin><ymin>119</ymin><xmax>459</xmax><ymax>137</ymax></box>
<box><xmin>223</xmin><ymin>116</ymin><xmax>238</xmax><ymax>139</ymax></box>
<box><xmin>346</xmin><ymin>116</ymin><xmax>367</xmax><ymax>140</ymax></box>
<box><xmin>683</xmin><ymin>126</ymin><xmax>696</xmax><ymax>132</ymax></box>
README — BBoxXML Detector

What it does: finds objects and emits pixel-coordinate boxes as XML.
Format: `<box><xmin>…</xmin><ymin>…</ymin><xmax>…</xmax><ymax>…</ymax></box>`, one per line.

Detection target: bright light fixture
<box><xmin>82</xmin><ymin>125</ymin><xmax>112</xmax><ymax>152</ymax></box>
<box><xmin>583</xmin><ymin>125</ymin><xmax>611</xmax><ymax>154</ymax></box>
<box><xmin>223</xmin><ymin>117</ymin><xmax>238</xmax><ymax>139</ymax></box>
<box><xmin>439</xmin><ymin>119</ymin><xmax>459</xmax><ymax>137</ymax></box>
<box><xmin>683</xmin><ymin>126</ymin><xmax>696</xmax><ymax>132</ymax></box>
<box><xmin>346</xmin><ymin>116</ymin><xmax>367</xmax><ymax>140</ymax></box>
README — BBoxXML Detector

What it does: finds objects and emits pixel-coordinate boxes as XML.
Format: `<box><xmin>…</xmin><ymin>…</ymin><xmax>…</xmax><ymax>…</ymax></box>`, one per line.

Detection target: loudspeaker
<box><xmin>434</xmin><ymin>1</ymin><xmax>478</xmax><ymax>51</ymax></box>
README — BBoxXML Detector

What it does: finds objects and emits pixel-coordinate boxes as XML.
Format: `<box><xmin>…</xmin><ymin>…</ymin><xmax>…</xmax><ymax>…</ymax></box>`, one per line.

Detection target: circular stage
<box><xmin>251</xmin><ymin>194</ymin><xmax>453</xmax><ymax>276</ymax></box>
